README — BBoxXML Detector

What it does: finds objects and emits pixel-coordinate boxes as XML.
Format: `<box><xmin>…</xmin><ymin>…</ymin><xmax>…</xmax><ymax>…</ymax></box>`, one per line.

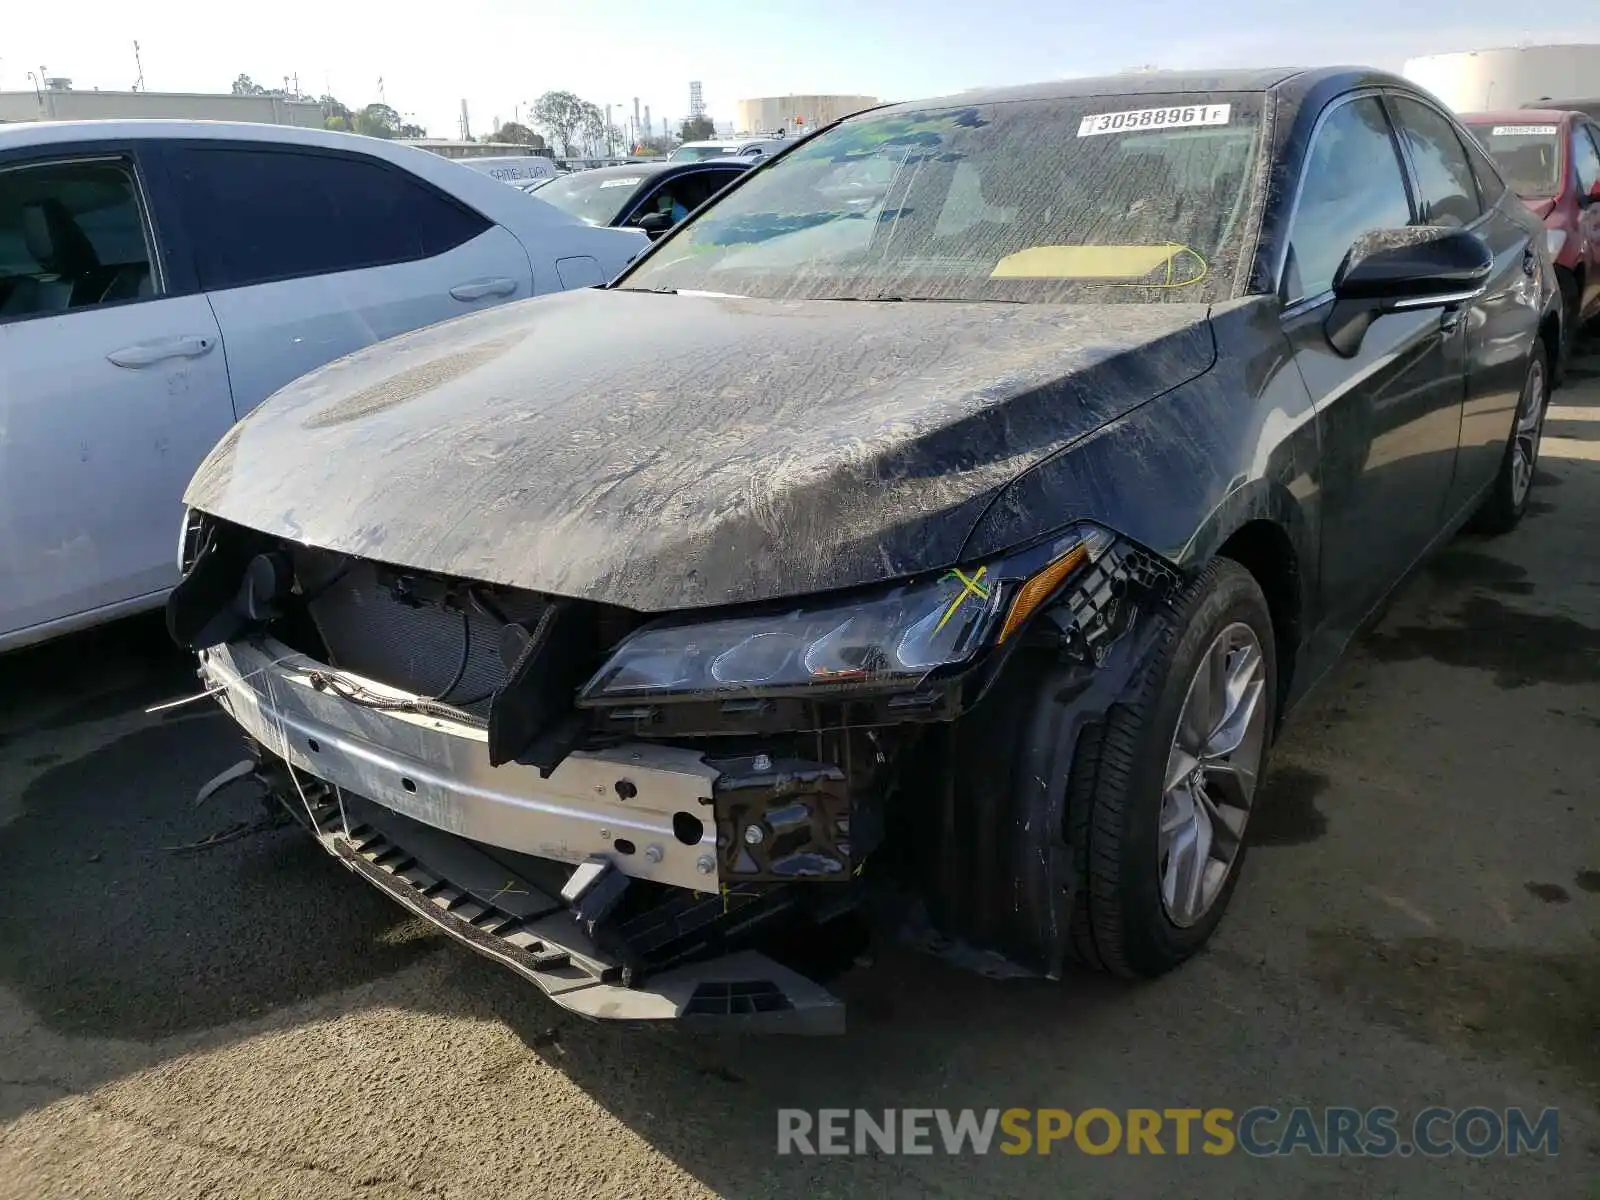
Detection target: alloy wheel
<box><xmin>1510</xmin><ymin>357</ymin><xmax>1547</xmax><ymax>508</ymax></box>
<box><xmin>1158</xmin><ymin>622</ymin><xmax>1268</xmax><ymax>928</ymax></box>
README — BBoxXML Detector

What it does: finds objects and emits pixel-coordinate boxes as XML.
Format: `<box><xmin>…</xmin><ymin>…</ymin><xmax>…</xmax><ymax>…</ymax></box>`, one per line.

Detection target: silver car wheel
<box><xmin>1510</xmin><ymin>356</ymin><xmax>1547</xmax><ymax>508</ymax></box>
<box><xmin>1158</xmin><ymin>621</ymin><xmax>1268</xmax><ymax>928</ymax></box>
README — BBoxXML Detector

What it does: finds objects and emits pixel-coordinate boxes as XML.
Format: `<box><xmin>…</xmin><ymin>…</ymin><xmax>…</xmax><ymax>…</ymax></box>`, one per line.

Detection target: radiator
<box><xmin>293</xmin><ymin>549</ymin><xmax>549</xmax><ymax>717</ymax></box>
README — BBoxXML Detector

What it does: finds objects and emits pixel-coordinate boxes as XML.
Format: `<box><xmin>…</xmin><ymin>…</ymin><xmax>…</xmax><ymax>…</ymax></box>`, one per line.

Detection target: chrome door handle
<box><xmin>1439</xmin><ymin>307</ymin><xmax>1464</xmax><ymax>332</ymax></box>
<box><xmin>106</xmin><ymin>335</ymin><xmax>216</xmax><ymax>368</ymax></box>
<box><xmin>450</xmin><ymin>277</ymin><xmax>518</xmax><ymax>301</ymax></box>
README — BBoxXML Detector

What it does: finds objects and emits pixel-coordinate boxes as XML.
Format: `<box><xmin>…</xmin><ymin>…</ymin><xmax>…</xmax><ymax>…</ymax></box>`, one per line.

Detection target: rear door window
<box><xmin>0</xmin><ymin>157</ymin><xmax>156</xmax><ymax>322</ymax></box>
<box><xmin>166</xmin><ymin>145</ymin><xmax>492</xmax><ymax>290</ymax></box>
<box><xmin>1388</xmin><ymin>97</ymin><xmax>1482</xmax><ymax>227</ymax></box>
<box><xmin>1457</xmin><ymin>130</ymin><xmax>1507</xmax><ymax>206</ymax></box>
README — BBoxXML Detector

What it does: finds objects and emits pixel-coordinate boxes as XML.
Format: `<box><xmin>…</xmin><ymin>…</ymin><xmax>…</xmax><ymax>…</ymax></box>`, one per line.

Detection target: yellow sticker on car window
<box><xmin>990</xmin><ymin>244</ymin><xmax>1182</xmax><ymax>279</ymax></box>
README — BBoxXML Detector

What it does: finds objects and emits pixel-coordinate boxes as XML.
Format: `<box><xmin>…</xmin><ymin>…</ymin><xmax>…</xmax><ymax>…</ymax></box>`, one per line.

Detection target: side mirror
<box><xmin>634</xmin><ymin>211</ymin><xmax>673</xmax><ymax>238</ymax></box>
<box><xmin>1325</xmin><ymin>226</ymin><xmax>1493</xmax><ymax>357</ymax></box>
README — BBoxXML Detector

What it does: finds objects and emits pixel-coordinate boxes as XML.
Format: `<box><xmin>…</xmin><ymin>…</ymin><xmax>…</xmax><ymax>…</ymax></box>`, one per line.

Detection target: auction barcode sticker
<box><xmin>1078</xmin><ymin>104</ymin><xmax>1231</xmax><ymax>137</ymax></box>
<box><xmin>1490</xmin><ymin>124</ymin><xmax>1557</xmax><ymax>136</ymax></box>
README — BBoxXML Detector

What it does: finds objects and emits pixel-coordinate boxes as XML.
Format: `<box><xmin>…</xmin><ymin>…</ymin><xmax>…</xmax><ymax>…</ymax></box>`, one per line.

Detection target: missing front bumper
<box><xmin>203</xmin><ymin>636</ymin><xmax>850</xmax><ymax>1030</ymax></box>
<box><xmin>287</xmin><ymin>787</ymin><xmax>843</xmax><ymax>1032</ymax></box>
<box><xmin>202</xmin><ymin>637</ymin><xmax>722</xmax><ymax>893</ymax></box>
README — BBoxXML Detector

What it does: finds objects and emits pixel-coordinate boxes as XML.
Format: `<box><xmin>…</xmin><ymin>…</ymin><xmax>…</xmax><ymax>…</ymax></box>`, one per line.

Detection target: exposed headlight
<box><xmin>177</xmin><ymin>507</ymin><xmax>205</xmax><ymax>573</ymax></box>
<box><xmin>1546</xmin><ymin>228</ymin><xmax>1567</xmax><ymax>257</ymax></box>
<box><xmin>579</xmin><ymin>524</ymin><xmax>1115</xmax><ymax>704</ymax></box>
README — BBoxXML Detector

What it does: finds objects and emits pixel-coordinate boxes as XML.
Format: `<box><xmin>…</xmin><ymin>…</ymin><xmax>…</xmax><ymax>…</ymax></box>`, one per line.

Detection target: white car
<box><xmin>454</xmin><ymin>154</ymin><xmax>561</xmax><ymax>186</ymax></box>
<box><xmin>0</xmin><ymin>120</ymin><xmax>647</xmax><ymax>653</ymax></box>
<box><xmin>668</xmin><ymin>136</ymin><xmax>791</xmax><ymax>163</ymax></box>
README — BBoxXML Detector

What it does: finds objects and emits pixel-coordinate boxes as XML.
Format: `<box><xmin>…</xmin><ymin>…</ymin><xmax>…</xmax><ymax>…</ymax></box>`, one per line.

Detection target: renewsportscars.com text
<box><xmin>776</xmin><ymin>1106</ymin><xmax>1560</xmax><ymax>1157</ymax></box>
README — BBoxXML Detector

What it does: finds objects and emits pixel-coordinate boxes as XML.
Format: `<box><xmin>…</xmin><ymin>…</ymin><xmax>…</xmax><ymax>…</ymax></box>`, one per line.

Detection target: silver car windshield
<box><xmin>534</xmin><ymin>171</ymin><xmax>651</xmax><ymax>225</ymax></box>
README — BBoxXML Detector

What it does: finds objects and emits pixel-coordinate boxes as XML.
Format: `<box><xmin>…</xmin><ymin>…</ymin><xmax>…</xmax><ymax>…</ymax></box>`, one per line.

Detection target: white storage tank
<box><xmin>1402</xmin><ymin>44</ymin><xmax>1600</xmax><ymax>112</ymax></box>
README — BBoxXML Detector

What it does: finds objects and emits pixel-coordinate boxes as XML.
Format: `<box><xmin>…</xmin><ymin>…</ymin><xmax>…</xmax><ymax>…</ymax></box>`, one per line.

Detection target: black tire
<box><xmin>1065</xmin><ymin>557</ymin><xmax>1276</xmax><ymax>979</ymax></box>
<box><xmin>1470</xmin><ymin>341</ymin><xmax>1549</xmax><ymax>536</ymax></box>
<box><xmin>1556</xmin><ymin>268</ymin><xmax>1580</xmax><ymax>380</ymax></box>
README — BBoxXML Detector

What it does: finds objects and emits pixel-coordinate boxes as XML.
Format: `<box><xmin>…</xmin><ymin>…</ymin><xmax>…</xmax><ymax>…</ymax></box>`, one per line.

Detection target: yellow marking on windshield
<box><xmin>990</xmin><ymin>244</ymin><xmax>1182</xmax><ymax>279</ymax></box>
<box><xmin>989</xmin><ymin>243</ymin><xmax>1210</xmax><ymax>289</ymax></box>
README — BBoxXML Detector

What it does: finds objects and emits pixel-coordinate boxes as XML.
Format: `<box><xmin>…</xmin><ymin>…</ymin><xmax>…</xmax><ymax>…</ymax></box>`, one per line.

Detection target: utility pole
<box><xmin>132</xmin><ymin>41</ymin><xmax>145</xmax><ymax>92</ymax></box>
<box><xmin>378</xmin><ymin>76</ymin><xmax>386</xmax><ymax>105</ymax></box>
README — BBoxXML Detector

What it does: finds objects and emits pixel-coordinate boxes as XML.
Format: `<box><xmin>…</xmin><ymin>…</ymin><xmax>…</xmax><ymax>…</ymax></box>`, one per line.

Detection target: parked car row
<box><xmin>1458</xmin><ymin>108</ymin><xmax>1600</xmax><ymax>363</ymax></box>
<box><xmin>161</xmin><ymin>67</ymin><xmax>1565</xmax><ymax>1031</ymax></box>
<box><xmin>0</xmin><ymin>121</ymin><xmax>647</xmax><ymax>652</ymax></box>
<box><xmin>530</xmin><ymin>158</ymin><xmax>752</xmax><ymax>236</ymax></box>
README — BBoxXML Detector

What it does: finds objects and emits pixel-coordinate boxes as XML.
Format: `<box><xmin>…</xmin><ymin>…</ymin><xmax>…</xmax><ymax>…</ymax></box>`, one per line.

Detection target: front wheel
<box><xmin>1471</xmin><ymin>342</ymin><xmax>1549</xmax><ymax>536</ymax></box>
<box><xmin>1065</xmin><ymin>558</ymin><xmax>1276</xmax><ymax>978</ymax></box>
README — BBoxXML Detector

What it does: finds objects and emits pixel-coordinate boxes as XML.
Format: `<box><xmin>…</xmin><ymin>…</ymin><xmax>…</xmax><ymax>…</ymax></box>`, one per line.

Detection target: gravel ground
<box><xmin>1</xmin><ymin>340</ymin><xmax>1597</xmax><ymax>1199</ymax></box>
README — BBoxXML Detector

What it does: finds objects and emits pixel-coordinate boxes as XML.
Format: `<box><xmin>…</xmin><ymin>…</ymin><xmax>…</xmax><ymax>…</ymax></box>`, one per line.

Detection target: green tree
<box><xmin>355</xmin><ymin>103</ymin><xmax>401</xmax><ymax>138</ymax></box>
<box><xmin>231</xmin><ymin>73</ymin><xmax>265</xmax><ymax>96</ymax></box>
<box><xmin>491</xmin><ymin>121</ymin><xmax>543</xmax><ymax>147</ymax></box>
<box><xmin>679</xmin><ymin>115</ymin><xmax>716</xmax><ymax>142</ymax></box>
<box><xmin>531</xmin><ymin>90</ymin><xmax>587</xmax><ymax>157</ymax></box>
<box><xmin>320</xmin><ymin>94</ymin><xmax>353</xmax><ymax>132</ymax></box>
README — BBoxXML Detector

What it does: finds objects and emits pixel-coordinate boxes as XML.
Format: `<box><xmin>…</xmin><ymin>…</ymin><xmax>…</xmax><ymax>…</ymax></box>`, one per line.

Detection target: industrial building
<box><xmin>0</xmin><ymin>84</ymin><xmax>324</xmax><ymax>126</ymax></box>
<box><xmin>1402</xmin><ymin>43</ymin><xmax>1600</xmax><ymax>112</ymax></box>
<box><xmin>734</xmin><ymin>93</ymin><xmax>878</xmax><ymax>134</ymax></box>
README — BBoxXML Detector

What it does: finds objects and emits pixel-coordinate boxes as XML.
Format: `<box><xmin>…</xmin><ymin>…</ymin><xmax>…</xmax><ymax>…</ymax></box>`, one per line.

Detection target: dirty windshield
<box><xmin>624</xmin><ymin>94</ymin><xmax>1263</xmax><ymax>303</ymax></box>
<box><xmin>536</xmin><ymin>169</ymin><xmax>650</xmax><ymax>225</ymax></box>
<box><xmin>1462</xmin><ymin>122</ymin><xmax>1563</xmax><ymax>198</ymax></box>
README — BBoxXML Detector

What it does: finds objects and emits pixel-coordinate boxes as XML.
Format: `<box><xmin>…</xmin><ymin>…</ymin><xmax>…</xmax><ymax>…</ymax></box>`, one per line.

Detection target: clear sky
<box><xmin>7</xmin><ymin>1</ymin><xmax>1599</xmax><ymax>138</ymax></box>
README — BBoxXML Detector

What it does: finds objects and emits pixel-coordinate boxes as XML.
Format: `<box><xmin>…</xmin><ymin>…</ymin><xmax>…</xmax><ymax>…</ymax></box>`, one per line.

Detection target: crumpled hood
<box><xmin>186</xmin><ymin>288</ymin><xmax>1214</xmax><ymax>611</ymax></box>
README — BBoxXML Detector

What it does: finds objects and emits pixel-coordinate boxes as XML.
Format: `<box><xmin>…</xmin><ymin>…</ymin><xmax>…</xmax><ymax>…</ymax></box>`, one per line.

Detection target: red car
<box><xmin>1461</xmin><ymin>109</ymin><xmax>1600</xmax><ymax>363</ymax></box>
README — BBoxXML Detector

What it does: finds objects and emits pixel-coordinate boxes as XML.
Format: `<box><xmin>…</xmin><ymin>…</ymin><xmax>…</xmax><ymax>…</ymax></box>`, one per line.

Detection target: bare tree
<box><xmin>531</xmin><ymin>90</ymin><xmax>587</xmax><ymax>156</ymax></box>
<box><xmin>579</xmin><ymin>102</ymin><xmax>605</xmax><ymax>156</ymax></box>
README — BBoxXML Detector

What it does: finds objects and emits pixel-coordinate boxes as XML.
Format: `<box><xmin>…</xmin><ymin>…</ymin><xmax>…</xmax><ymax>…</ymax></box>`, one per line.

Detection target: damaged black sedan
<box><xmin>169</xmin><ymin>67</ymin><xmax>1561</xmax><ymax>1032</ymax></box>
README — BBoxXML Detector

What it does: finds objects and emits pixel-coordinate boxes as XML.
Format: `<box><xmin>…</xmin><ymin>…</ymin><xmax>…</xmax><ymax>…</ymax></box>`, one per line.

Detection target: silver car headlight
<box><xmin>578</xmin><ymin>524</ymin><xmax>1114</xmax><ymax>704</ymax></box>
<box><xmin>177</xmin><ymin>507</ymin><xmax>199</xmax><ymax>573</ymax></box>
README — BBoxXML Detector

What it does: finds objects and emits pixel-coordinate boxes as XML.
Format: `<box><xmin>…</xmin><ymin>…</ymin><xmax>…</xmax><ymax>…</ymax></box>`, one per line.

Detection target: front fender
<box><xmin>964</xmin><ymin>300</ymin><xmax>1317</xmax><ymax>570</ymax></box>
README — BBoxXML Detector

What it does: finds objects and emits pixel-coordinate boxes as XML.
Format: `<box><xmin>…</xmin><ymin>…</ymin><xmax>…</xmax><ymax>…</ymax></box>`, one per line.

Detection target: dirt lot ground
<box><xmin>1</xmin><ymin>341</ymin><xmax>1598</xmax><ymax>1199</ymax></box>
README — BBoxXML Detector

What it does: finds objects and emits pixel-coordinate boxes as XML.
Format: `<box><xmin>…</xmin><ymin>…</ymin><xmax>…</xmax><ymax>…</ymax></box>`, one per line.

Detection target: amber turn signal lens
<box><xmin>997</xmin><ymin>543</ymin><xmax>1088</xmax><ymax>644</ymax></box>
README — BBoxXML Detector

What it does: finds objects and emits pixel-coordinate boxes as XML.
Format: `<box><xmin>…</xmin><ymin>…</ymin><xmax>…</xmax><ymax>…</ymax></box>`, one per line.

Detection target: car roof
<box><xmin>0</xmin><ymin>118</ymin><xmax>422</xmax><ymax>154</ymax></box>
<box><xmin>457</xmin><ymin>154</ymin><xmax>554</xmax><ymax>166</ymax></box>
<box><xmin>569</xmin><ymin>160</ymin><xmax>745</xmax><ymax>185</ymax></box>
<box><xmin>891</xmin><ymin>68</ymin><xmax>1304</xmax><ymax>110</ymax></box>
<box><xmin>874</xmin><ymin>66</ymin><xmax>1434</xmax><ymax>113</ymax></box>
<box><xmin>0</xmin><ymin>118</ymin><xmax>604</xmax><ymax>231</ymax></box>
<box><xmin>678</xmin><ymin>137</ymin><xmax>776</xmax><ymax>148</ymax></box>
